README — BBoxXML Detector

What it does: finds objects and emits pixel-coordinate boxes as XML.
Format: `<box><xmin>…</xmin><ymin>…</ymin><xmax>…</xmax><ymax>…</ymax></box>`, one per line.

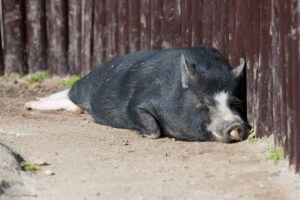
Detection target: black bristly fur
<box><xmin>68</xmin><ymin>46</ymin><xmax>246</xmax><ymax>142</ymax></box>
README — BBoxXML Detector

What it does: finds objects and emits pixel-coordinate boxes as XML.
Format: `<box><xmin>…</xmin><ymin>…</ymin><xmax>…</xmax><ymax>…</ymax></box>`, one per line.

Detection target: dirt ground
<box><xmin>0</xmin><ymin>76</ymin><xmax>300</xmax><ymax>200</ymax></box>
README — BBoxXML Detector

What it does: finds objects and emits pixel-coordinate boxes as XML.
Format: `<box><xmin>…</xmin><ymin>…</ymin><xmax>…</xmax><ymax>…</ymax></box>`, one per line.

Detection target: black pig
<box><xmin>67</xmin><ymin>46</ymin><xmax>247</xmax><ymax>142</ymax></box>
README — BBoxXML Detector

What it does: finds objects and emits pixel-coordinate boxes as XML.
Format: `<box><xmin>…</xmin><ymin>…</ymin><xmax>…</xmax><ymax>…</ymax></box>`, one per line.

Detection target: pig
<box><xmin>25</xmin><ymin>46</ymin><xmax>248</xmax><ymax>143</ymax></box>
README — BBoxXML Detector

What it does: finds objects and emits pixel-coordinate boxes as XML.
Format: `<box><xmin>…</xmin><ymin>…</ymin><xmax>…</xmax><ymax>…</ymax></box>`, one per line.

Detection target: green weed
<box><xmin>26</xmin><ymin>72</ymin><xmax>49</xmax><ymax>83</ymax></box>
<box><xmin>59</xmin><ymin>75</ymin><xmax>81</xmax><ymax>87</ymax></box>
<box><xmin>265</xmin><ymin>145</ymin><xmax>283</xmax><ymax>164</ymax></box>
<box><xmin>247</xmin><ymin>129</ymin><xmax>258</xmax><ymax>143</ymax></box>
<box><xmin>20</xmin><ymin>161</ymin><xmax>40</xmax><ymax>173</ymax></box>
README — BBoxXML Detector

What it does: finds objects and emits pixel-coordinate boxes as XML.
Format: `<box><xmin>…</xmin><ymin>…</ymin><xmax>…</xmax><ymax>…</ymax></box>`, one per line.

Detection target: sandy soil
<box><xmin>0</xmin><ymin>76</ymin><xmax>300</xmax><ymax>200</ymax></box>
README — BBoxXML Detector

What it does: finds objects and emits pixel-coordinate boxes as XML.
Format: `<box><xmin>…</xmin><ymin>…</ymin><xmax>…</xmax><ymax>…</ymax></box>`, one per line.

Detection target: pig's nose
<box><xmin>226</xmin><ymin>123</ymin><xmax>245</xmax><ymax>142</ymax></box>
<box><xmin>230</xmin><ymin>129</ymin><xmax>240</xmax><ymax>140</ymax></box>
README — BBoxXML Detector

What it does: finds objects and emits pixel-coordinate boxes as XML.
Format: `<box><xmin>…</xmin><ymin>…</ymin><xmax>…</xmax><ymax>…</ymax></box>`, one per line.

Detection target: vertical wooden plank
<box><xmin>290</xmin><ymin>0</ymin><xmax>300</xmax><ymax>171</ymax></box>
<box><xmin>0</xmin><ymin>14</ymin><xmax>3</xmax><ymax>75</ymax></box>
<box><xmin>129</xmin><ymin>0</ymin><xmax>140</xmax><ymax>53</ymax></box>
<box><xmin>162</xmin><ymin>0</ymin><xmax>182</xmax><ymax>49</ymax></box>
<box><xmin>253</xmin><ymin>0</ymin><xmax>261</xmax><ymax>135</ymax></box>
<box><xmin>104</xmin><ymin>0</ymin><xmax>112</xmax><ymax>60</ymax></box>
<box><xmin>191</xmin><ymin>0</ymin><xmax>202</xmax><ymax>46</ymax></box>
<box><xmin>280</xmin><ymin>0</ymin><xmax>294</xmax><ymax>166</ymax></box>
<box><xmin>278</xmin><ymin>0</ymin><xmax>289</xmax><ymax>158</ymax></box>
<box><xmin>80</xmin><ymin>0</ymin><xmax>94</xmax><ymax>74</ymax></box>
<box><xmin>92</xmin><ymin>0</ymin><xmax>106</xmax><ymax>68</ymax></box>
<box><xmin>181</xmin><ymin>0</ymin><xmax>192</xmax><ymax>47</ymax></box>
<box><xmin>140</xmin><ymin>0</ymin><xmax>151</xmax><ymax>49</ymax></box>
<box><xmin>288</xmin><ymin>0</ymin><xmax>296</xmax><ymax>167</ymax></box>
<box><xmin>150</xmin><ymin>0</ymin><xmax>163</xmax><ymax>49</ymax></box>
<box><xmin>105</xmin><ymin>0</ymin><xmax>117</xmax><ymax>60</ymax></box>
<box><xmin>270</xmin><ymin>0</ymin><xmax>283</xmax><ymax>145</ymax></box>
<box><xmin>2</xmin><ymin>0</ymin><xmax>26</xmax><ymax>75</ymax></box>
<box><xmin>231</xmin><ymin>1</ymin><xmax>248</xmax><ymax>122</ymax></box>
<box><xmin>111</xmin><ymin>0</ymin><xmax>118</xmax><ymax>58</ymax></box>
<box><xmin>255</xmin><ymin>0</ymin><xmax>264</xmax><ymax>138</ymax></box>
<box><xmin>256</xmin><ymin>0</ymin><xmax>273</xmax><ymax>138</ymax></box>
<box><xmin>228</xmin><ymin>0</ymin><xmax>247</xmax><ymax>66</ymax></box>
<box><xmin>284</xmin><ymin>0</ymin><xmax>295</xmax><ymax>167</ymax></box>
<box><xmin>245</xmin><ymin>0</ymin><xmax>254</xmax><ymax>125</ymax></box>
<box><xmin>295</xmin><ymin>0</ymin><xmax>300</xmax><ymax>173</ymax></box>
<box><xmin>201</xmin><ymin>0</ymin><xmax>213</xmax><ymax>46</ymax></box>
<box><xmin>227</xmin><ymin>0</ymin><xmax>235</xmax><ymax>64</ymax></box>
<box><xmin>45</xmin><ymin>0</ymin><xmax>68</xmax><ymax>75</ymax></box>
<box><xmin>117</xmin><ymin>0</ymin><xmax>129</xmax><ymax>56</ymax></box>
<box><xmin>212</xmin><ymin>0</ymin><xmax>228</xmax><ymax>55</ymax></box>
<box><xmin>68</xmin><ymin>0</ymin><xmax>81</xmax><ymax>74</ymax></box>
<box><xmin>249</xmin><ymin>0</ymin><xmax>261</xmax><ymax>134</ymax></box>
<box><xmin>25</xmin><ymin>0</ymin><xmax>47</xmax><ymax>73</ymax></box>
<box><xmin>265</xmin><ymin>0</ymin><xmax>273</xmax><ymax>137</ymax></box>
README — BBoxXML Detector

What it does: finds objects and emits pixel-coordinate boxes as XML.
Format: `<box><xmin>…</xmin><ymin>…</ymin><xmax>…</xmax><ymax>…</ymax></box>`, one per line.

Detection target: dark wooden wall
<box><xmin>0</xmin><ymin>0</ymin><xmax>299</xmax><ymax>172</ymax></box>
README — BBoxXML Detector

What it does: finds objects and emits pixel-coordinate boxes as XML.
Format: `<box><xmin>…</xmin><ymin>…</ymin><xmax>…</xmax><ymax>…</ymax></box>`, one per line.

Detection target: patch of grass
<box><xmin>59</xmin><ymin>75</ymin><xmax>81</xmax><ymax>87</ymax></box>
<box><xmin>26</xmin><ymin>72</ymin><xmax>49</xmax><ymax>83</ymax></box>
<box><xmin>247</xmin><ymin>129</ymin><xmax>258</xmax><ymax>143</ymax></box>
<box><xmin>20</xmin><ymin>161</ymin><xmax>40</xmax><ymax>173</ymax></box>
<box><xmin>265</xmin><ymin>145</ymin><xmax>283</xmax><ymax>164</ymax></box>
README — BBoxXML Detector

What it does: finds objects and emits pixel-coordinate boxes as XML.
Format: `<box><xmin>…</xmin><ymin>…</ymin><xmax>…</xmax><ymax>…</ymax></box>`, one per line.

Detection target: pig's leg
<box><xmin>133</xmin><ymin>109</ymin><xmax>161</xmax><ymax>139</ymax></box>
<box><xmin>24</xmin><ymin>89</ymin><xmax>79</xmax><ymax>111</ymax></box>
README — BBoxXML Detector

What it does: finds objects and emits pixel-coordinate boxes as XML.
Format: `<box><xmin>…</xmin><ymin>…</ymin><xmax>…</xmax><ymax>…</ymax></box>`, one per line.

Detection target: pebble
<box><xmin>121</xmin><ymin>139</ymin><xmax>129</xmax><ymax>145</ymax></box>
<box><xmin>44</xmin><ymin>170</ymin><xmax>55</xmax><ymax>176</ymax></box>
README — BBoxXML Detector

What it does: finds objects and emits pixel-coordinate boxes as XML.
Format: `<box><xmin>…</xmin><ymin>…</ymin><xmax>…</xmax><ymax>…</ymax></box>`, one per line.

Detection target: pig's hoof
<box><xmin>72</xmin><ymin>107</ymin><xmax>86</xmax><ymax>114</ymax></box>
<box><xmin>141</xmin><ymin>131</ymin><xmax>161</xmax><ymax>139</ymax></box>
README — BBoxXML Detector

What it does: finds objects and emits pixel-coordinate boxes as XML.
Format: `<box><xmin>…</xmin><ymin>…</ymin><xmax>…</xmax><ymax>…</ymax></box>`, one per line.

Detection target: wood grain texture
<box><xmin>25</xmin><ymin>0</ymin><xmax>47</xmax><ymax>73</ymax></box>
<box><xmin>2</xmin><ymin>0</ymin><xmax>26</xmax><ymax>74</ymax></box>
<box><xmin>45</xmin><ymin>0</ymin><xmax>68</xmax><ymax>75</ymax></box>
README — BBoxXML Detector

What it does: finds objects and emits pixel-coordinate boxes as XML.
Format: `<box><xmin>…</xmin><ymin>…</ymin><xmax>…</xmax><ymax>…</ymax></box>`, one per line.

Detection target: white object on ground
<box><xmin>24</xmin><ymin>89</ymin><xmax>78</xmax><ymax>111</ymax></box>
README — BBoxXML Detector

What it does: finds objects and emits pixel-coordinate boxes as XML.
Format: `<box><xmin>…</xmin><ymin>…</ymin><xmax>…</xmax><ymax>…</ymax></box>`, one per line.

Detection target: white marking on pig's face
<box><xmin>214</xmin><ymin>92</ymin><xmax>238</xmax><ymax>121</ymax></box>
<box><xmin>207</xmin><ymin>91</ymin><xmax>243</xmax><ymax>141</ymax></box>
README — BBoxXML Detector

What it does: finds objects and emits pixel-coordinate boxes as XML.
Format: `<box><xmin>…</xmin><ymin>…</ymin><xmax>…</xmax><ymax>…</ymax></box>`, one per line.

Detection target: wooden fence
<box><xmin>0</xmin><ymin>0</ymin><xmax>299</xmax><ymax>172</ymax></box>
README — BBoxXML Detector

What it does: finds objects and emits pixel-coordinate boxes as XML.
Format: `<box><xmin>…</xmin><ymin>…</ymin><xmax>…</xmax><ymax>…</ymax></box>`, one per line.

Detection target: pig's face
<box><xmin>181</xmin><ymin>54</ymin><xmax>247</xmax><ymax>143</ymax></box>
<box><xmin>206</xmin><ymin>91</ymin><xmax>247</xmax><ymax>143</ymax></box>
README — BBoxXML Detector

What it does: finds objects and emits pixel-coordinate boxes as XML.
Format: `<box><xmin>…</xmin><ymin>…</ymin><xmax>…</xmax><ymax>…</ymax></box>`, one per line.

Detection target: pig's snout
<box><xmin>230</xmin><ymin>129</ymin><xmax>240</xmax><ymax>140</ymax></box>
<box><xmin>224</xmin><ymin>123</ymin><xmax>246</xmax><ymax>142</ymax></box>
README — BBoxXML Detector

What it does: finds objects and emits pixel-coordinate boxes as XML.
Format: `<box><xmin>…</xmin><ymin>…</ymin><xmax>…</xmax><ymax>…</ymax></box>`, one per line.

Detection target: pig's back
<box><xmin>68</xmin><ymin>50</ymin><xmax>157</xmax><ymax>111</ymax></box>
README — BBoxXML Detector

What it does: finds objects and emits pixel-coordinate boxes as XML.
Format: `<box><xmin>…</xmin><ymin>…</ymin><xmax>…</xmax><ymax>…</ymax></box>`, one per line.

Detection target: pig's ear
<box><xmin>181</xmin><ymin>54</ymin><xmax>196</xmax><ymax>89</ymax></box>
<box><xmin>232</xmin><ymin>58</ymin><xmax>245</xmax><ymax>78</ymax></box>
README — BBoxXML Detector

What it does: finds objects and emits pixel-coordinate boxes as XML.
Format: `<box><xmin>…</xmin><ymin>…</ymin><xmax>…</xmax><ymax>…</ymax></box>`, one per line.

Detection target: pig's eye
<box><xmin>201</xmin><ymin>97</ymin><xmax>214</xmax><ymax>107</ymax></box>
<box><xmin>228</xmin><ymin>97</ymin><xmax>242</xmax><ymax>111</ymax></box>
